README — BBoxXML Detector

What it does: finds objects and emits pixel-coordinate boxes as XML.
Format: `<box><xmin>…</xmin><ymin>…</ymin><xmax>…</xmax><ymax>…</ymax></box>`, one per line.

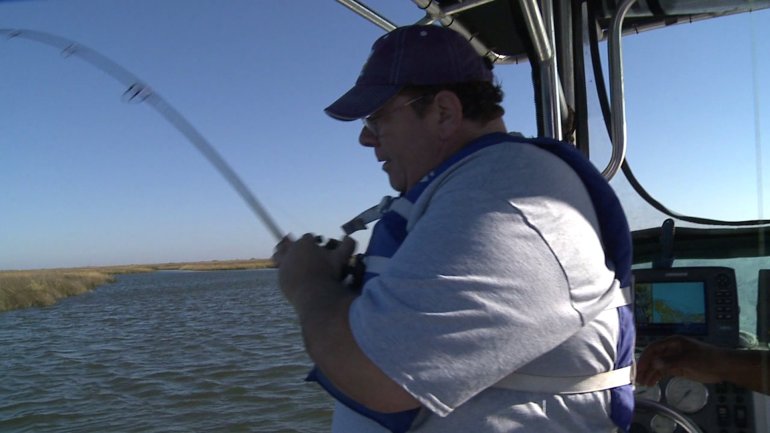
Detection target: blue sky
<box><xmin>0</xmin><ymin>1</ymin><xmax>767</xmax><ymax>270</ymax></box>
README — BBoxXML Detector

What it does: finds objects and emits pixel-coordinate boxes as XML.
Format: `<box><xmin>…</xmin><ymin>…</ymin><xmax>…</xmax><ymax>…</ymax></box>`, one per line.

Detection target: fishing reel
<box><xmin>314</xmin><ymin>236</ymin><xmax>366</xmax><ymax>291</ymax></box>
<box><xmin>308</xmin><ymin>196</ymin><xmax>395</xmax><ymax>292</ymax></box>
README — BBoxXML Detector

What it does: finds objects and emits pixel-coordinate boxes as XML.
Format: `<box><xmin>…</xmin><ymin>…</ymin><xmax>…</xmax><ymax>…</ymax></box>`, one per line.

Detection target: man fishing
<box><xmin>273</xmin><ymin>24</ymin><xmax>635</xmax><ymax>432</ymax></box>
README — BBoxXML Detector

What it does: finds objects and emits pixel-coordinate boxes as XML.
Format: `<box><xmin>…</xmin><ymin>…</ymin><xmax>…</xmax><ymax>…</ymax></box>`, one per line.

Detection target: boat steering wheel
<box><xmin>634</xmin><ymin>398</ymin><xmax>703</xmax><ymax>433</ymax></box>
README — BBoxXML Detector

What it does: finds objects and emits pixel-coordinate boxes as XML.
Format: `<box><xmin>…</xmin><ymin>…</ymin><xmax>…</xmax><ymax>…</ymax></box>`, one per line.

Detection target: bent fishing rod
<box><xmin>1</xmin><ymin>28</ymin><xmax>285</xmax><ymax>241</ymax></box>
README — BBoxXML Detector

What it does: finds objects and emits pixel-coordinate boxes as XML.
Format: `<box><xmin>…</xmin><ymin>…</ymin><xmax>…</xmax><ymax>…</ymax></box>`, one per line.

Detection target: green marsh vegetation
<box><xmin>0</xmin><ymin>259</ymin><xmax>274</xmax><ymax>312</ymax></box>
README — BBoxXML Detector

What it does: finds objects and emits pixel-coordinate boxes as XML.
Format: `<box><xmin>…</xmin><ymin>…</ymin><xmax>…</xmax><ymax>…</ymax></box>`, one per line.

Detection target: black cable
<box><xmin>585</xmin><ymin>3</ymin><xmax>770</xmax><ymax>227</ymax></box>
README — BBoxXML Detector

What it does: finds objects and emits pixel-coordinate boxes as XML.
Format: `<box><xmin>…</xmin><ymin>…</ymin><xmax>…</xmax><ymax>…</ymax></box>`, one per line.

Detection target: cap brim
<box><xmin>324</xmin><ymin>84</ymin><xmax>401</xmax><ymax>121</ymax></box>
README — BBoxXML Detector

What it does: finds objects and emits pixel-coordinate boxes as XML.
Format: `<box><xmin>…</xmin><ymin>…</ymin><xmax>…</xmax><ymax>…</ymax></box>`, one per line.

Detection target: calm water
<box><xmin>0</xmin><ymin>269</ymin><xmax>332</xmax><ymax>433</ymax></box>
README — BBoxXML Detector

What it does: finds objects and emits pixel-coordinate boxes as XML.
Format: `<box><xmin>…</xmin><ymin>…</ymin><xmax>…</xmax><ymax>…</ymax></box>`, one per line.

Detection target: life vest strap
<box><xmin>493</xmin><ymin>365</ymin><xmax>634</xmax><ymax>394</ymax></box>
<box><xmin>607</xmin><ymin>285</ymin><xmax>633</xmax><ymax>310</ymax></box>
<box><xmin>387</xmin><ymin>197</ymin><xmax>412</xmax><ymax>219</ymax></box>
<box><xmin>492</xmin><ymin>286</ymin><xmax>634</xmax><ymax>395</ymax></box>
<box><xmin>342</xmin><ymin>196</ymin><xmax>392</xmax><ymax>235</ymax></box>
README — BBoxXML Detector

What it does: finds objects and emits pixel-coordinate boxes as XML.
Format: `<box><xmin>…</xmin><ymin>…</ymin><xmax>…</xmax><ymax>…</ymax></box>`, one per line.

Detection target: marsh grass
<box><xmin>0</xmin><ymin>259</ymin><xmax>274</xmax><ymax>312</ymax></box>
<box><xmin>0</xmin><ymin>270</ymin><xmax>114</xmax><ymax>311</ymax></box>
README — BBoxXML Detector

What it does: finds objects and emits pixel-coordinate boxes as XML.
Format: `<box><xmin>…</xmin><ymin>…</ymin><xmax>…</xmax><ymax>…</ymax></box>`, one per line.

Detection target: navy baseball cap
<box><xmin>325</xmin><ymin>24</ymin><xmax>494</xmax><ymax>121</ymax></box>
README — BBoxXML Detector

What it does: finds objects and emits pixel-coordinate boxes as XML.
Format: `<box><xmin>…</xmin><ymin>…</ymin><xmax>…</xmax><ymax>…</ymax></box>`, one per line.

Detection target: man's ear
<box><xmin>433</xmin><ymin>90</ymin><xmax>463</xmax><ymax>139</ymax></box>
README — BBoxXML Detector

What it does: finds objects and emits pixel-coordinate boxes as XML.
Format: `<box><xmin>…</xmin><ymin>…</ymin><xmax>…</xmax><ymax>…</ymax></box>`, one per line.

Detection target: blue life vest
<box><xmin>308</xmin><ymin>132</ymin><xmax>635</xmax><ymax>433</ymax></box>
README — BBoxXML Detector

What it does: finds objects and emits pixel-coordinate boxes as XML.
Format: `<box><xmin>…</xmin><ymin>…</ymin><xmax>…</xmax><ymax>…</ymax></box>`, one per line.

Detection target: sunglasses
<box><xmin>362</xmin><ymin>94</ymin><xmax>431</xmax><ymax>137</ymax></box>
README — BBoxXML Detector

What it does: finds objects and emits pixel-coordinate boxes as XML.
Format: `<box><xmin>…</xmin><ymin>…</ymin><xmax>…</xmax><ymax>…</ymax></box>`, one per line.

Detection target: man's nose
<box><xmin>359</xmin><ymin>125</ymin><xmax>378</xmax><ymax>148</ymax></box>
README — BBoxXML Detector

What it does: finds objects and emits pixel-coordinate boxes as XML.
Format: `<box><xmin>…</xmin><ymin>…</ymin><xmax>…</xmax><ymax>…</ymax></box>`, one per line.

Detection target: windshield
<box><xmin>585</xmin><ymin>9</ymin><xmax>770</xmax><ymax>338</ymax></box>
<box><xmin>593</xmin><ymin>9</ymin><xmax>769</xmax><ymax>228</ymax></box>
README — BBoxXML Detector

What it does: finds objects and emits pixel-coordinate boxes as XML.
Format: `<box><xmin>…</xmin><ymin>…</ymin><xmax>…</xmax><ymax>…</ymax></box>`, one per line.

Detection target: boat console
<box><xmin>631</xmin><ymin>267</ymin><xmax>760</xmax><ymax>433</ymax></box>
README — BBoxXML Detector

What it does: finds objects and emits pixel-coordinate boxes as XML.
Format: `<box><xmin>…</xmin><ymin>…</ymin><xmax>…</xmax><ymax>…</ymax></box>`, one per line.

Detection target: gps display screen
<box><xmin>635</xmin><ymin>281</ymin><xmax>707</xmax><ymax>334</ymax></box>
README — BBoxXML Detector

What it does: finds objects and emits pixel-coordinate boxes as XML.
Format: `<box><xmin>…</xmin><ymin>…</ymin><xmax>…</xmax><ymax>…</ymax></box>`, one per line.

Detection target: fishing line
<box><xmin>1</xmin><ymin>28</ymin><xmax>285</xmax><ymax>241</ymax></box>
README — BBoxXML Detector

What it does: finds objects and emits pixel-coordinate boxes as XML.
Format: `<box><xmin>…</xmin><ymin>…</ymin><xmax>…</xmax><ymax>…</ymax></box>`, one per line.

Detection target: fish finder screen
<box><xmin>635</xmin><ymin>281</ymin><xmax>707</xmax><ymax>334</ymax></box>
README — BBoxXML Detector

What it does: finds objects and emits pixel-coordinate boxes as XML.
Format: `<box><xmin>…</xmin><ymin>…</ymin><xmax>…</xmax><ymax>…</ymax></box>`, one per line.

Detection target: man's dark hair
<box><xmin>403</xmin><ymin>81</ymin><xmax>505</xmax><ymax>123</ymax></box>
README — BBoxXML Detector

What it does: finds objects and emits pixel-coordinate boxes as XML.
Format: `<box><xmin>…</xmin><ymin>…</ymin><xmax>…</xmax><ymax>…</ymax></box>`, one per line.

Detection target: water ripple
<box><xmin>0</xmin><ymin>269</ymin><xmax>332</xmax><ymax>432</ymax></box>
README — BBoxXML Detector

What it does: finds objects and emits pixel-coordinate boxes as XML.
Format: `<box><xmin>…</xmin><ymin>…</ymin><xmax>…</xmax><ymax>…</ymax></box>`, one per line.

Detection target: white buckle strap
<box><xmin>342</xmin><ymin>196</ymin><xmax>392</xmax><ymax>235</ymax></box>
<box><xmin>342</xmin><ymin>196</ymin><xmax>413</xmax><ymax>235</ymax></box>
<box><xmin>387</xmin><ymin>197</ymin><xmax>412</xmax><ymax>219</ymax></box>
<box><xmin>493</xmin><ymin>365</ymin><xmax>634</xmax><ymax>394</ymax></box>
<box><xmin>606</xmin><ymin>285</ymin><xmax>633</xmax><ymax>310</ymax></box>
<box><xmin>493</xmin><ymin>286</ymin><xmax>634</xmax><ymax>395</ymax></box>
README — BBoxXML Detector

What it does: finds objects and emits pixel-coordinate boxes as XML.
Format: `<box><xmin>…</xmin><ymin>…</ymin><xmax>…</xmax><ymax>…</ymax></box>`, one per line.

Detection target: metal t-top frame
<box><xmin>335</xmin><ymin>0</ymin><xmax>629</xmax><ymax>180</ymax></box>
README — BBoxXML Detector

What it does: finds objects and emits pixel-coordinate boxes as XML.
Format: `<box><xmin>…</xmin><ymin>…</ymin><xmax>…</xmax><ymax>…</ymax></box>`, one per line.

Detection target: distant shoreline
<box><xmin>0</xmin><ymin>259</ymin><xmax>275</xmax><ymax>313</ymax></box>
